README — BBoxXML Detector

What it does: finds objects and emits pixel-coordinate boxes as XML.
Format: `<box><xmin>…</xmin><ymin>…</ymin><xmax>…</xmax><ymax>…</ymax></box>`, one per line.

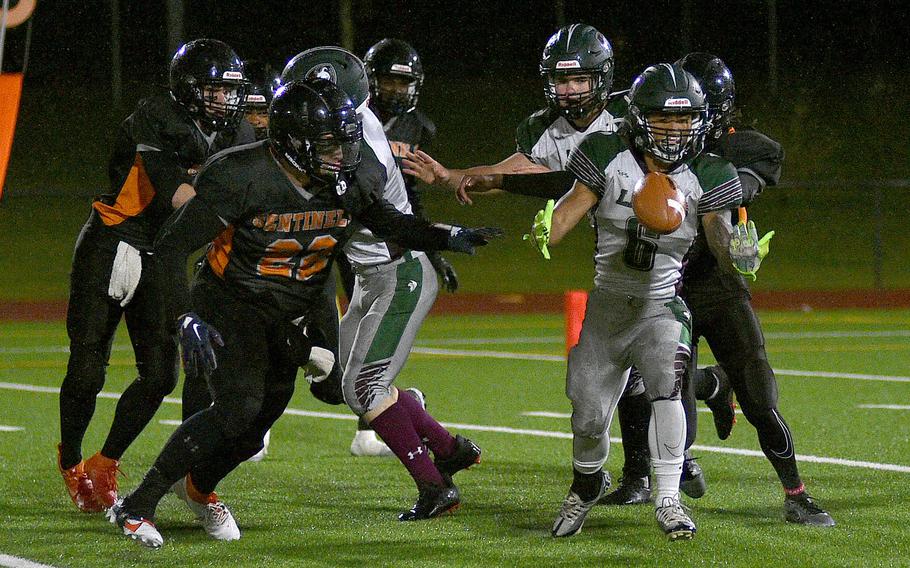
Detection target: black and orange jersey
<box><xmin>192</xmin><ymin>141</ymin><xmax>359</xmax><ymax>316</ymax></box>
<box><xmin>88</xmin><ymin>92</ymin><xmax>255</xmax><ymax>249</ymax></box>
<box><xmin>377</xmin><ymin>107</ymin><xmax>435</xmax><ymax>194</ymax></box>
<box><xmin>155</xmin><ymin>140</ymin><xmax>454</xmax><ymax>323</ymax></box>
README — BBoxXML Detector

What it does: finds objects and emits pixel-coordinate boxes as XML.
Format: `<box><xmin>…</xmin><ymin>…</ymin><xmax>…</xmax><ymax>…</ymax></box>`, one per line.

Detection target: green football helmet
<box><xmin>539</xmin><ymin>24</ymin><xmax>614</xmax><ymax>121</ymax></box>
<box><xmin>627</xmin><ymin>63</ymin><xmax>708</xmax><ymax>164</ymax></box>
<box><xmin>281</xmin><ymin>47</ymin><xmax>370</xmax><ymax>110</ymax></box>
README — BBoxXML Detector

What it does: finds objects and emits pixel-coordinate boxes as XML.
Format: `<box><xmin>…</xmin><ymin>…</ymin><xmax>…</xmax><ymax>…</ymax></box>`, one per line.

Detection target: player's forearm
<box><xmin>701</xmin><ymin>211</ymin><xmax>738</xmax><ymax>275</ymax></box>
<box><xmin>153</xmin><ymin>198</ymin><xmax>228</xmax><ymax>324</ymax></box>
<box><xmin>549</xmin><ymin>183</ymin><xmax>597</xmax><ymax>245</ymax></box>
<box><xmin>140</xmin><ymin>150</ymin><xmax>194</xmax><ymax>206</ymax></box>
<box><xmin>357</xmin><ymin>199</ymin><xmax>450</xmax><ymax>252</ymax></box>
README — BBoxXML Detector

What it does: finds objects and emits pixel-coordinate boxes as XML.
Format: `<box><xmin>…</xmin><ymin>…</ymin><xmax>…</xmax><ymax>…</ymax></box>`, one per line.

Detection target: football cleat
<box><xmin>551</xmin><ymin>472</ymin><xmax>608</xmax><ymax>537</ymax></box>
<box><xmin>350</xmin><ymin>429</ymin><xmax>395</xmax><ymax>457</ymax></box>
<box><xmin>246</xmin><ymin>429</ymin><xmax>271</xmax><ymax>462</ymax></box>
<box><xmin>680</xmin><ymin>452</ymin><xmax>706</xmax><ymax>499</ymax></box>
<box><xmin>171</xmin><ymin>476</ymin><xmax>241</xmax><ymax>541</ymax></box>
<box><xmin>435</xmin><ymin>435</ymin><xmax>481</xmax><ymax>484</ymax></box>
<box><xmin>107</xmin><ymin>498</ymin><xmax>164</xmax><ymax>549</ymax></box>
<box><xmin>655</xmin><ymin>496</ymin><xmax>696</xmax><ymax>540</ymax></box>
<box><xmin>703</xmin><ymin>365</ymin><xmax>736</xmax><ymax>440</ymax></box>
<box><xmin>598</xmin><ymin>475</ymin><xmax>651</xmax><ymax>506</ymax></box>
<box><xmin>398</xmin><ymin>483</ymin><xmax>461</xmax><ymax>521</ymax></box>
<box><xmin>57</xmin><ymin>444</ymin><xmax>100</xmax><ymax>512</ymax></box>
<box><xmin>84</xmin><ymin>452</ymin><xmax>123</xmax><ymax>510</ymax></box>
<box><xmin>784</xmin><ymin>492</ymin><xmax>835</xmax><ymax>527</ymax></box>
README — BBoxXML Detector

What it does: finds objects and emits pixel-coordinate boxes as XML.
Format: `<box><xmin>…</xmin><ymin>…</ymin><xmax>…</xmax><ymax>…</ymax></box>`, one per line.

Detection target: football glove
<box><xmin>523</xmin><ymin>199</ymin><xmax>554</xmax><ymax>260</ymax></box>
<box><xmin>447</xmin><ymin>226</ymin><xmax>504</xmax><ymax>255</ymax></box>
<box><xmin>108</xmin><ymin>241</ymin><xmax>142</xmax><ymax>307</ymax></box>
<box><xmin>730</xmin><ymin>220</ymin><xmax>775</xmax><ymax>281</ymax></box>
<box><xmin>178</xmin><ymin>312</ymin><xmax>223</xmax><ymax>378</ymax></box>
<box><xmin>430</xmin><ymin>254</ymin><xmax>459</xmax><ymax>293</ymax></box>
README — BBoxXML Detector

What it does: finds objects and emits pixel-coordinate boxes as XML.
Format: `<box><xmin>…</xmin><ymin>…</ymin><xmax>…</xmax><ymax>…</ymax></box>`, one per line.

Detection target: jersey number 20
<box><xmin>257</xmin><ymin>235</ymin><xmax>337</xmax><ymax>281</ymax></box>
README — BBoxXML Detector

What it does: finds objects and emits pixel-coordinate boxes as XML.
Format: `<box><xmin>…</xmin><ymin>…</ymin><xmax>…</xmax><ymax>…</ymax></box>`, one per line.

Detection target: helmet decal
<box><xmin>307</xmin><ymin>64</ymin><xmax>337</xmax><ymax>84</ymax></box>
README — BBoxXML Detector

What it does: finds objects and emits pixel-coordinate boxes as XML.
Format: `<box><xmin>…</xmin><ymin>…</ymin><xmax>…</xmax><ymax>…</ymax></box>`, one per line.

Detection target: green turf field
<box><xmin>1</xmin><ymin>310</ymin><xmax>909</xmax><ymax>567</ymax></box>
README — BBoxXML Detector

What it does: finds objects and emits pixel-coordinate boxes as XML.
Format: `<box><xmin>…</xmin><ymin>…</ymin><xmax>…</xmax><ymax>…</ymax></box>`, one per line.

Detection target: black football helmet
<box><xmin>169</xmin><ymin>39</ymin><xmax>248</xmax><ymax>131</ymax></box>
<box><xmin>243</xmin><ymin>60</ymin><xmax>282</xmax><ymax>139</ymax></box>
<box><xmin>540</xmin><ymin>24</ymin><xmax>614</xmax><ymax>121</ymax></box>
<box><xmin>364</xmin><ymin>38</ymin><xmax>424</xmax><ymax>116</ymax></box>
<box><xmin>268</xmin><ymin>79</ymin><xmax>363</xmax><ymax>182</ymax></box>
<box><xmin>281</xmin><ymin>47</ymin><xmax>370</xmax><ymax>110</ymax></box>
<box><xmin>677</xmin><ymin>52</ymin><xmax>736</xmax><ymax>140</ymax></box>
<box><xmin>627</xmin><ymin>63</ymin><xmax>708</xmax><ymax>164</ymax></box>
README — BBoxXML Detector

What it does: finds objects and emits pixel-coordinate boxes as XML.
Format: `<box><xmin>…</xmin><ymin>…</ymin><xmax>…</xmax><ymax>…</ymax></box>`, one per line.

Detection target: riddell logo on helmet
<box><xmin>390</xmin><ymin>64</ymin><xmax>413</xmax><ymax>73</ymax></box>
<box><xmin>664</xmin><ymin>98</ymin><xmax>692</xmax><ymax>107</ymax></box>
<box><xmin>555</xmin><ymin>60</ymin><xmax>581</xmax><ymax>69</ymax></box>
<box><xmin>222</xmin><ymin>71</ymin><xmax>244</xmax><ymax>80</ymax></box>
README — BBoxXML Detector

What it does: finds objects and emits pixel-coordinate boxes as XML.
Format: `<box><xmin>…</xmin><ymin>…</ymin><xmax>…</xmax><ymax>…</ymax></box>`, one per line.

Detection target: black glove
<box><xmin>446</xmin><ymin>226</ymin><xmax>504</xmax><ymax>255</ymax></box>
<box><xmin>178</xmin><ymin>312</ymin><xmax>223</xmax><ymax>378</ymax></box>
<box><xmin>429</xmin><ymin>254</ymin><xmax>459</xmax><ymax>293</ymax></box>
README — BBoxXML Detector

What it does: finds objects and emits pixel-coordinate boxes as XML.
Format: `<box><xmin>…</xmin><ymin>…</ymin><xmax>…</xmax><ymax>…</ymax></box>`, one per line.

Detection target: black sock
<box><xmin>617</xmin><ymin>393</ymin><xmax>651</xmax><ymax>480</ymax></box>
<box><xmin>570</xmin><ymin>468</ymin><xmax>604</xmax><ymax>502</ymax></box>
<box><xmin>692</xmin><ymin>367</ymin><xmax>716</xmax><ymax>400</ymax></box>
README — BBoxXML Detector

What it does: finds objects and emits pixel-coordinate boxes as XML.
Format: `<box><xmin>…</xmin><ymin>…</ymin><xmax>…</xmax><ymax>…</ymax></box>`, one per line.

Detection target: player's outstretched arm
<box><xmin>549</xmin><ymin>181</ymin><xmax>598</xmax><ymax>246</ymax></box>
<box><xmin>357</xmin><ymin>198</ymin><xmax>503</xmax><ymax>255</ymax></box>
<box><xmin>403</xmin><ymin>150</ymin><xmax>547</xmax><ymax>195</ymax></box>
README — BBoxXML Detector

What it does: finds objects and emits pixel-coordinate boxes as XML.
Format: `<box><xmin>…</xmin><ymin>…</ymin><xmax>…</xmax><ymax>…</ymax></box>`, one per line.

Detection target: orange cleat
<box><xmin>84</xmin><ymin>452</ymin><xmax>124</xmax><ymax>510</ymax></box>
<box><xmin>57</xmin><ymin>444</ymin><xmax>100</xmax><ymax>512</ymax></box>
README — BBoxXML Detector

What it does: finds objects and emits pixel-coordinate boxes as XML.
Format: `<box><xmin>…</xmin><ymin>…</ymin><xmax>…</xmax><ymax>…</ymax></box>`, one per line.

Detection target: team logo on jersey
<box><xmin>407</xmin><ymin>280</ymin><xmax>418</xmax><ymax>292</ymax></box>
<box><xmin>306</xmin><ymin>64</ymin><xmax>337</xmax><ymax>84</ymax></box>
<box><xmin>664</xmin><ymin>97</ymin><xmax>692</xmax><ymax>108</ymax></box>
<box><xmin>555</xmin><ymin>60</ymin><xmax>581</xmax><ymax>69</ymax></box>
<box><xmin>335</xmin><ymin>179</ymin><xmax>347</xmax><ymax>196</ymax></box>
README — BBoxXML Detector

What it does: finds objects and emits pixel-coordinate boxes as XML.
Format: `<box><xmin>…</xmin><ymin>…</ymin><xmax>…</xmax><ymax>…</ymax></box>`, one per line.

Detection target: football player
<box><xmin>539</xmin><ymin>63</ymin><xmax>752</xmax><ymax>540</ymax></box>
<box><xmin>607</xmin><ymin>53</ymin><xmax>834</xmax><ymax>526</ymax></box>
<box><xmin>242</xmin><ymin>59</ymin><xmax>281</xmax><ymax>140</ymax></box>
<box><xmin>403</xmin><ymin>24</ymin><xmax>666</xmax><ymax>505</ymax></box>
<box><xmin>107</xmin><ymin>79</ymin><xmax>500</xmax><ymax>547</ymax></box>
<box><xmin>282</xmin><ymin>48</ymin><xmax>485</xmax><ymax>519</ymax></box>
<box><xmin>57</xmin><ymin>38</ymin><xmax>254</xmax><ymax>513</ymax></box>
<box><xmin>402</xmin><ymin>23</ymin><xmax>625</xmax><ymax>198</ymax></box>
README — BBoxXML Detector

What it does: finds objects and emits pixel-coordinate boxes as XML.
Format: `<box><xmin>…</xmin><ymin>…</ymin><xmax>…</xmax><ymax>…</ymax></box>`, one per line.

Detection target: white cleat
<box><xmin>350</xmin><ymin>429</ymin><xmax>395</xmax><ymax>457</ymax></box>
<box><xmin>107</xmin><ymin>498</ymin><xmax>164</xmax><ymax>549</ymax></box>
<box><xmin>247</xmin><ymin>430</ymin><xmax>271</xmax><ymax>462</ymax></box>
<box><xmin>171</xmin><ymin>477</ymin><xmax>241</xmax><ymax>541</ymax></box>
<box><xmin>655</xmin><ymin>496</ymin><xmax>696</xmax><ymax>540</ymax></box>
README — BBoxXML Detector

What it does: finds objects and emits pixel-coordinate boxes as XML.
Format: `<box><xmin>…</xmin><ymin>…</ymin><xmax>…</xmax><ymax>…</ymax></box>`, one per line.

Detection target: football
<box><xmin>631</xmin><ymin>172</ymin><xmax>686</xmax><ymax>234</ymax></box>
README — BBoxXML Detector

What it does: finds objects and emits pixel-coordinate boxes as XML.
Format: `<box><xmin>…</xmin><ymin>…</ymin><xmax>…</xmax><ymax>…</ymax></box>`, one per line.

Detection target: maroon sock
<box><xmin>369</xmin><ymin>400</ymin><xmax>445</xmax><ymax>487</ymax></box>
<box><xmin>396</xmin><ymin>388</ymin><xmax>457</xmax><ymax>459</ymax></box>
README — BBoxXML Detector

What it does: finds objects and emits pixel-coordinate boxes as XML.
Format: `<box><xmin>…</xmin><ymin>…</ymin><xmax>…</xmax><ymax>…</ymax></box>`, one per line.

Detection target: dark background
<box><xmin>0</xmin><ymin>1</ymin><xmax>908</xmax><ymax>296</ymax></box>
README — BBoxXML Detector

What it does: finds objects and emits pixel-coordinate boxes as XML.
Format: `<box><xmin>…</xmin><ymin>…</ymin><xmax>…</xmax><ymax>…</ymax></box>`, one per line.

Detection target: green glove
<box><xmin>730</xmin><ymin>220</ymin><xmax>775</xmax><ymax>281</ymax></box>
<box><xmin>523</xmin><ymin>199</ymin><xmax>554</xmax><ymax>260</ymax></box>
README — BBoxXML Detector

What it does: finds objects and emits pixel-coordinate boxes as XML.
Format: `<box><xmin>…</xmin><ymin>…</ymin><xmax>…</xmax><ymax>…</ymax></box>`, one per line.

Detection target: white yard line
<box><xmin>0</xmin><ymin>425</ymin><xmax>24</xmax><ymax>432</ymax></box>
<box><xmin>0</xmin><ymin>554</ymin><xmax>59</xmax><ymax>568</ymax></box>
<box><xmin>858</xmin><ymin>404</ymin><xmax>910</xmax><ymax>410</ymax></box>
<box><xmin>2</xmin><ymin>380</ymin><xmax>908</xmax><ymax>475</ymax></box>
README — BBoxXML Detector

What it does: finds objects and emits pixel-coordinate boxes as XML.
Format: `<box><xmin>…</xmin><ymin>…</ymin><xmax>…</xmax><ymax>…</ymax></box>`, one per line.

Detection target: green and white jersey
<box><xmin>567</xmin><ymin>132</ymin><xmax>742</xmax><ymax>299</ymax></box>
<box><xmin>515</xmin><ymin>93</ymin><xmax>628</xmax><ymax>171</ymax></box>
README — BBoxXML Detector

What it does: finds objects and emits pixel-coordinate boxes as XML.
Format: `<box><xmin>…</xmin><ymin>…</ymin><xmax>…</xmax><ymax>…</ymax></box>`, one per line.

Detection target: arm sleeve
<box><xmin>130</xmin><ymin>101</ymin><xmax>195</xmax><ymax>205</ymax></box>
<box><xmin>356</xmin><ymin>198</ymin><xmax>451</xmax><ymax>252</ymax></box>
<box><xmin>738</xmin><ymin>168</ymin><xmax>766</xmax><ymax>206</ymax></box>
<box><xmin>139</xmin><ymin>150</ymin><xmax>194</xmax><ymax>205</ymax></box>
<box><xmin>501</xmin><ymin>170</ymin><xmax>576</xmax><ymax>199</ymax></box>
<box><xmin>152</xmin><ymin>197</ymin><xmax>230</xmax><ymax>327</ymax></box>
<box><xmin>695</xmin><ymin>159</ymin><xmax>744</xmax><ymax>215</ymax></box>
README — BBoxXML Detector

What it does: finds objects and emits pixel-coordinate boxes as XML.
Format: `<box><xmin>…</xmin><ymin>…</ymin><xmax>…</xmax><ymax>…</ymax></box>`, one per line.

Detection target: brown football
<box><xmin>631</xmin><ymin>172</ymin><xmax>686</xmax><ymax>234</ymax></box>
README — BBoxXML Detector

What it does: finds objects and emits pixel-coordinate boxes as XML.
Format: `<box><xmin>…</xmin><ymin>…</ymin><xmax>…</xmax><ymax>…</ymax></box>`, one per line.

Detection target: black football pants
<box><xmin>59</xmin><ymin>226</ymin><xmax>178</xmax><ymax>469</ymax></box>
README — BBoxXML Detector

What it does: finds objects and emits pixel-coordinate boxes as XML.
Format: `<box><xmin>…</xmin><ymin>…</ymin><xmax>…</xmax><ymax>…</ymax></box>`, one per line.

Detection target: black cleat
<box><xmin>703</xmin><ymin>366</ymin><xmax>736</xmax><ymax>440</ymax></box>
<box><xmin>398</xmin><ymin>483</ymin><xmax>461</xmax><ymax>521</ymax></box>
<box><xmin>598</xmin><ymin>476</ymin><xmax>651</xmax><ymax>506</ymax></box>
<box><xmin>435</xmin><ymin>435</ymin><xmax>481</xmax><ymax>483</ymax></box>
<box><xmin>680</xmin><ymin>453</ymin><xmax>707</xmax><ymax>499</ymax></box>
<box><xmin>784</xmin><ymin>492</ymin><xmax>835</xmax><ymax>527</ymax></box>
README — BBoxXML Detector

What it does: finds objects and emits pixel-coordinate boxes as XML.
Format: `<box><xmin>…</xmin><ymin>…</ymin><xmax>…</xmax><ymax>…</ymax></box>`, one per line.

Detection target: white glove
<box><xmin>108</xmin><ymin>241</ymin><xmax>142</xmax><ymax>307</ymax></box>
<box><xmin>302</xmin><ymin>346</ymin><xmax>335</xmax><ymax>384</ymax></box>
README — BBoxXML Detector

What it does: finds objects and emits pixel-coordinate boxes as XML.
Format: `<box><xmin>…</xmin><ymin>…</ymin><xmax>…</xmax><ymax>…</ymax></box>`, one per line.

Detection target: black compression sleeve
<box><xmin>738</xmin><ymin>169</ymin><xmax>766</xmax><ymax>207</ymax></box>
<box><xmin>501</xmin><ymin>170</ymin><xmax>575</xmax><ymax>199</ymax></box>
<box><xmin>140</xmin><ymin>150</ymin><xmax>193</xmax><ymax>205</ymax></box>
<box><xmin>153</xmin><ymin>197</ymin><xmax>230</xmax><ymax>326</ymax></box>
<box><xmin>356</xmin><ymin>199</ymin><xmax>451</xmax><ymax>252</ymax></box>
